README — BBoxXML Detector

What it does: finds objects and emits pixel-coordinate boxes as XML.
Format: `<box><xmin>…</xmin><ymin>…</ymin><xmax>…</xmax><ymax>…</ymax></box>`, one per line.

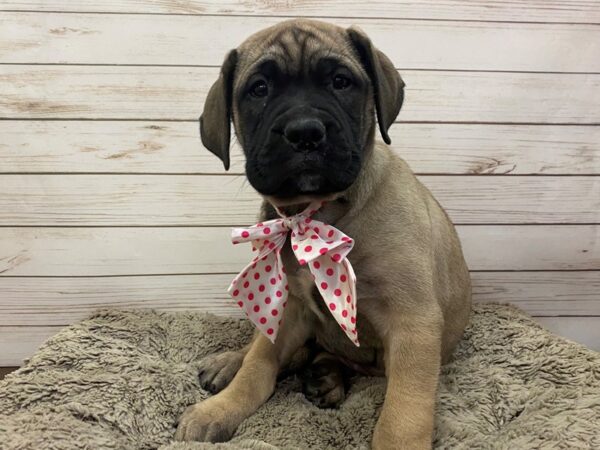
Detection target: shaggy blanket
<box><xmin>0</xmin><ymin>304</ymin><xmax>598</xmax><ymax>450</ymax></box>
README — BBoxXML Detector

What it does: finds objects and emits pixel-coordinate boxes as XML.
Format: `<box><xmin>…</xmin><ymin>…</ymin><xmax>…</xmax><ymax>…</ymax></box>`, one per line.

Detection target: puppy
<box><xmin>176</xmin><ymin>19</ymin><xmax>472</xmax><ymax>449</ymax></box>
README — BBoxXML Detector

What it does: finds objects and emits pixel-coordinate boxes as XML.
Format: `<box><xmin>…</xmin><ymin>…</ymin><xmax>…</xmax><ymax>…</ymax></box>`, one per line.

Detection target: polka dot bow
<box><xmin>228</xmin><ymin>201</ymin><xmax>359</xmax><ymax>346</ymax></box>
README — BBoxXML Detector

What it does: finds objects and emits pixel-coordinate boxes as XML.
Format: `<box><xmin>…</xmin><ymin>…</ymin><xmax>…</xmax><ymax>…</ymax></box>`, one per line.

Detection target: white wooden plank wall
<box><xmin>0</xmin><ymin>1</ymin><xmax>599</xmax><ymax>365</ymax></box>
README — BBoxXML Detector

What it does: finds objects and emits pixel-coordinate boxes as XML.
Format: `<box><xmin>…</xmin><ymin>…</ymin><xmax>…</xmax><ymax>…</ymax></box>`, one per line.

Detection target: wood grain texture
<box><xmin>2</xmin><ymin>315</ymin><xmax>598</xmax><ymax>366</ymax></box>
<box><xmin>1</xmin><ymin>1</ymin><xmax>599</xmax><ymax>362</ymax></box>
<box><xmin>2</xmin><ymin>121</ymin><xmax>599</xmax><ymax>175</ymax></box>
<box><xmin>1</xmin><ymin>66</ymin><xmax>599</xmax><ymax>123</ymax></box>
<box><xmin>0</xmin><ymin>274</ymin><xmax>242</xmax><ymax>325</ymax></box>
<box><xmin>0</xmin><ymin>272</ymin><xmax>598</xmax><ymax>326</ymax></box>
<box><xmin>1</xmin><ymin>1</ymin><xmax>598</xmax><ymax>23</ymax></box>
<box><xmin>0</xmin><ymin>227</ymin><xmax>251</xmax><ymax>276</ymax></box>
<box><xmin>1</xmin><ymin>225</ymin><xmax>598</xmax><ymax>276</ymax></box>
<box><xmin>472</xmin><ymin>272</ymin><xmax>600</xmax><ymax>314</ymax></box>
<box><xmin>459</xmin><ymin>225</ymin><xmax>600</xmax><ymax>270</ymax></box>
<box><xmin>0</xmin><ymin>326</ymin><xmax>62</xmax><ymax>366</ymax></box>
<box><xmin>0</xmin><ymin>175</ymin><xmax>598</xmax><ymax>226</ymax></box>
<box><xmin>536</xmin><ymin>317</ymin><xmax>600</xmax><ymax>351</ymax></box>
<box><xmin>3</xmin><ymin>13</ymin><xmax>600</xmax><ymax>71</ymax></box>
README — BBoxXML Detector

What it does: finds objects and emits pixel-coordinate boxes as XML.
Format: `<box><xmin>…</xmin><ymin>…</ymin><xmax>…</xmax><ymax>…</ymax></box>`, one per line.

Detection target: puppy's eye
<box><xmin>250</xmin><ymin>80</ymin><xmax>268</xmax><ymax>97</ymax></box>
<box><xmin>332</xmin><ymin>74</ymin><xmax>352</xmax><ymax>90</ymax></box>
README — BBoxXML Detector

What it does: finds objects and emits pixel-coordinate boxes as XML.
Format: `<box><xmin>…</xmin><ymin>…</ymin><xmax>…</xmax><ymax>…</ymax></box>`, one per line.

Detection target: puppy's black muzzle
<box><xmin>245</xmin><ymin>101</ymin><xmax>361</xmax><ymax>198</ymax></box>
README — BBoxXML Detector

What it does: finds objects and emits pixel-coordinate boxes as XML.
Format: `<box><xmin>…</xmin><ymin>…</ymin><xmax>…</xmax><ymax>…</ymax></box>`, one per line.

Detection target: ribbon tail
<box><xmin>344</xmin><ymin>259</ymin><xmax>360</xmax><ymax>347</ymax></box>
<box><xmin>345</xmin><ymin>259</ymin><xmax>357</xmax><ymax>308</ymax></box>
<box><xmin>308</xmin><ymin>255</ymin><xmax>359</xmax><ymax>347</ymax></box>
<box><xmin>228</xmin><ymin>237</ymin><xmax>289</xmax><ymax>345</ymax></box>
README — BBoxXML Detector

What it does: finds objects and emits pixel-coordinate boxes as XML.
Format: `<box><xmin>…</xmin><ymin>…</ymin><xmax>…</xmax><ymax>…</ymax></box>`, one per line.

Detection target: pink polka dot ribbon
<box><xmin>228</xmin><ymin>201</ymin><xmax>359</xmax><ymax>346</ymax></box>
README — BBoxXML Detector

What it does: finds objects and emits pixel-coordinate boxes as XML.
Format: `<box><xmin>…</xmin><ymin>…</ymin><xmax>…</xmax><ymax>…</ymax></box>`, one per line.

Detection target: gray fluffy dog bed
<box><xmin>1</xmin><ymin>304</ymin><xmax>599</xmax><ymax>449</ymax></box>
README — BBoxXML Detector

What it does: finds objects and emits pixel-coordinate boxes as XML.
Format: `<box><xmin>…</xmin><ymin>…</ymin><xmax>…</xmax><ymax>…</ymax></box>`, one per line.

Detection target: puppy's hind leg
<box><xmin>302</xmin><ymin>351</ymin><xmax>348</xmax><ymax>409</ymax></box>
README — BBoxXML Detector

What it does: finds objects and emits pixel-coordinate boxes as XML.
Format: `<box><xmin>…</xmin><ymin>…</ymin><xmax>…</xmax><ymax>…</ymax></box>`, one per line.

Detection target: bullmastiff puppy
<box><xmin>176</xmin><ymin>19</ymin><xmax>472</xmax><ymax>449</ymax></box>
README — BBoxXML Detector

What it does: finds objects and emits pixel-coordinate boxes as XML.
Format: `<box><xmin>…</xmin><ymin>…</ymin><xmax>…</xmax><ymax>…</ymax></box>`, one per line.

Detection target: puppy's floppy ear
<box><xmin>200</xmin><ymin>49</ymin><xmax>238</xmax><ymax>170</ymax></box>
<box><xmin>347</xmin><ymin>26</ymin><xmax>404</xmax><ymax>144</ymax></box>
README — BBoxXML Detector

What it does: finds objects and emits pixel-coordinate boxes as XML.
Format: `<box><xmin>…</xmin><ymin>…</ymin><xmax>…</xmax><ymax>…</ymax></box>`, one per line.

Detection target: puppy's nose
<box><xmin>284</xmin><ymin>118</ymin><xmax>326</xmax><ymax>151</ymax></box>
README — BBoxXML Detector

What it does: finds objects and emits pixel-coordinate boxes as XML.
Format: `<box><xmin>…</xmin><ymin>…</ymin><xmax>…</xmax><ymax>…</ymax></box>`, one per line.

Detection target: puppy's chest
<box><xmin>282</xmin><ymin>246</ymin><xmax>383</xmax><ymax>368</ymax></box>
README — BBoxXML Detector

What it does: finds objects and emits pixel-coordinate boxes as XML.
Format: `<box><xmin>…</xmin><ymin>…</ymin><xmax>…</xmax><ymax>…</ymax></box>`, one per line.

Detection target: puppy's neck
<box><xmin>330</xmin><ymin>140</ymin><xmax>391</xmax><ymax>223</ymax></box>
<box><xmin>259</xmin><ymin>198</ymin><xmax>347</xmax><ymax>224</ymax></box>
<box><xmin>276</xmin><ymin>203</ymin><xmax>310</xmax><ymax>217</ymax></box>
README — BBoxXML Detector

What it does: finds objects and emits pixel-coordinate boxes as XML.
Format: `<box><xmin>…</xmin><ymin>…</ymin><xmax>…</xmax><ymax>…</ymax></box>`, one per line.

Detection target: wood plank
<box><xmin>3</xmin><ymin>13</ymin><xmax>600</xmax><ymax>72</ymax></box>
<box><xmin>0</xmin><ymin>227</ymin><xmax>251</xmax><ymax>275</ymax></box>
<box><xmin>0</xmin><ymin>272</ymin><xmax>598</xmax><ymax>326</ymax></box>
<box><xmin>0</xmin><ymin>274</ymin><xmax>242</xmax><ymax>326</ymax></box>
<box><xmin>1</xmin><ymin>66</ymin><xmax>599</xmax><ymax>123</ymax></box>
<box><xmin>471</xmin><ymin>272</ymin><xmax>600</xmax><ymax>315</ymax></box>
<box><xmin>428</xmin><ymin>176</ymin><xmax>600</xmax><ymax>225</ymax></box>
<box><xmin>0</xmin><ymin>174</ymin><xmax>260</xmax><ymax>226</ymax></box>
<box><xmin>0</xmin><ymin>120</ymin><xmax>239</xmax><ymax>174</ymax></box>
<box><xmin>2</xmin><ymin>121</ymin><xmax>599</xmax><ymax>175</ymax></box>
<box><xmin>0</xmin><ymin>175</ymin><xmax>598</xmax><ymax>226</ymax></box>
<box><xmin>1</xmin><ymin>1</ymin><xmax>598</xmax><ymax>24</ymax></box>
<box><xmin>0</xmin><ymin>326</ymin><xmax>62</xmax><ymax>366</ymax></box>
<box><xmin>395</xmin><ymin>125</ymin><xmax>600</xmax><ymax>175</ymax></box>
<box><xmin>537</xmin><ymin>317</ymin><xmax>600</xmax><ymax>351</ymax></box>
<box><xmin>460</xmin><ymin>225</ymin><xmax>600</xmax><ymax>270</ymax></box>
<box><xmin>2</xmin><ymin>315</ymin><xmax>598</xmax><ymax>366</ymax></box>
<box><xmin>1</xmin><ymin>225</ymin><xmax>598</xmax><ymax>276</ymax></box>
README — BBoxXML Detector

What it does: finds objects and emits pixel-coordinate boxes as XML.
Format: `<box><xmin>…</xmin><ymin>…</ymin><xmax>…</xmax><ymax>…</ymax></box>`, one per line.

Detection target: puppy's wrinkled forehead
<box><xmin>234</xmin><ymin>20</ymin><xmax>365</xmax><ymax>87</ymax></box>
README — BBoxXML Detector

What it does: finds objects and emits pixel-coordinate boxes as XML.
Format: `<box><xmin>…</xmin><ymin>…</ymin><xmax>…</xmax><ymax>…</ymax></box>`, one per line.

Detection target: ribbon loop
<box><xmin>228</xmin><ymin>202</ymin><xmax>359</xmax><ymax>346</ymax></box>
<box><xmin>231</xmin><ymin>219</ymin><xmax>288</xmax><ymax>245</ymax></box>
<box><xmin>290</xmin><ymin>220</ymin><xmax>354</xmax><ymax>266</ymax></box>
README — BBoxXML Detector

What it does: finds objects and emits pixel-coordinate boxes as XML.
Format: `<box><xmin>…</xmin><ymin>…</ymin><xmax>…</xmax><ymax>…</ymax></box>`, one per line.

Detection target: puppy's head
<box><xmin>200</xmin><ymin>19</ymin><xmax>404</xmax><ymax>206</ymax></box>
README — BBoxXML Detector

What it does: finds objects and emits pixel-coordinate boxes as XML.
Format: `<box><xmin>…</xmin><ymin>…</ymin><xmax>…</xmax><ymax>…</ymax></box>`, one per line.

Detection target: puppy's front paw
<box><xmin>198</xmin><ymin>351</ymin><xmax>244</xmax><ymax>394</ymax></box>
<box><xmin>175</xmin><ymin>397</ymin><xmax>240</xmax><ymax>442</ymax></box>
